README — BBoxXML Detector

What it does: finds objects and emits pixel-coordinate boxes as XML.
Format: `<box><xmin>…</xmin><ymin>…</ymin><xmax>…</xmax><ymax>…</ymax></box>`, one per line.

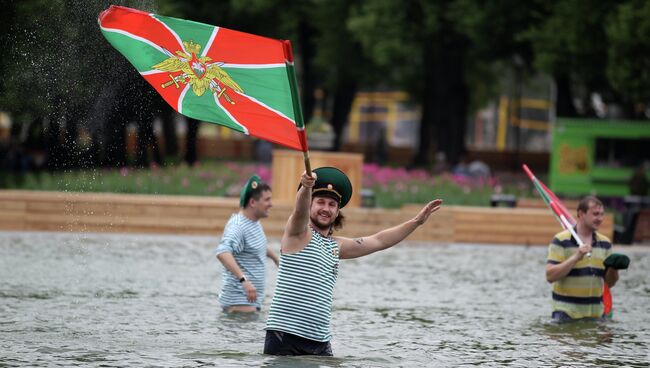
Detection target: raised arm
<box><xmin>338</xmin><ymin>199</ymin><xmax>443</xmax><ymax>259</ymax></box>
<box><xmin>281</xmin><ymin>172</ymin><xmax>316</xmax><ymax>253</ymax></box>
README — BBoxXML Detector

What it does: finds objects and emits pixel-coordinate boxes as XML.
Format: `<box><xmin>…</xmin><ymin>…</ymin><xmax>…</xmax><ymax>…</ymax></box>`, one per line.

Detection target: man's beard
<box><xmin>311</xmin><ymin>214</ymin><xmax>334</xmax><ymax>230</ymax></box>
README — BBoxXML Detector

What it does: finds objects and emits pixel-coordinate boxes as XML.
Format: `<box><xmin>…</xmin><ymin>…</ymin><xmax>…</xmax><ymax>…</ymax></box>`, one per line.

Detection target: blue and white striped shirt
<box><xmin>266</xmin><ymin>230</ymin><xmax>339</xmax><ymax>342</ymax></box>
<box><xmin>215</xmin><ymin>213</ymin><xmax>267</xmax><ymax>309</ymax></box>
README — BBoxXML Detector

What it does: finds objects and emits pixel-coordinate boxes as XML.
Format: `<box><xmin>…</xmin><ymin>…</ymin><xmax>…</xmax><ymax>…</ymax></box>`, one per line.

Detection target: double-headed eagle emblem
<box><xmin>153</xmin><ymin>40</ymin><xmax>243</xmax><ymax>104</ymax></box>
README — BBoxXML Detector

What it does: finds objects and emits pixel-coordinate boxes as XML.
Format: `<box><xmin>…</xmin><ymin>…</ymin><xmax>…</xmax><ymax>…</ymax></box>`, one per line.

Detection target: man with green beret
<box><xmin>264</xmin><ymin>167</ymin><xmax>443</xmax><ymax>355</ymax></box>
<box><xmin>215</xmin><ymin>175</ymin><xmax>279</xmax><ymax>313</ymax></box>
<box><xmin>546</xmin><ymin>196</ymin><xmax>626</xmax><ymax>322</ymax></box>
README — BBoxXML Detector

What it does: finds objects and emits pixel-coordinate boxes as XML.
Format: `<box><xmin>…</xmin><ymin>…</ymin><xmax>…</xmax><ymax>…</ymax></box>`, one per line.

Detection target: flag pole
<box><xmin>283</xmin><ymin>40</ymin><xmax>312</xmax><ymax>176</ymax></box>
<box><xmin>523</xmin><ymin>164</ymin><xmax>590</xmax><ymax>257</ymax></box>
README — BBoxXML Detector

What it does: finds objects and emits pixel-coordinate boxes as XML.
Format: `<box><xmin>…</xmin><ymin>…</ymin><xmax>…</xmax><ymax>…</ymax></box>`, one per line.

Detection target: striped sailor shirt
<box><xmin>265</xmin><ymin>230</ymin><xmax>339</xmax><ymax>342</ymax></box>
<box><xmin>215</xmin><ymin>213</ymin><xmax>268</xmax><ymax>309</ymax></box>
<box><xmin>547</xmin><ymin>229</ymin><xmax>613</xmax><ymax>319</ymax></box>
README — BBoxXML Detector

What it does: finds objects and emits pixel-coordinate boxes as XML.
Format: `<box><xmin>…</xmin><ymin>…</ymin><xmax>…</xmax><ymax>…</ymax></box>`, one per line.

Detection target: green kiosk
<box><xmin>550</xmin><ymin>118</ymin><xmax>650</xmax><ymax>196</ymax></box>
<box><xmin>549</xmin><ymin>118</ymin><xmax>650</xmax><ymax>243</ymax></box>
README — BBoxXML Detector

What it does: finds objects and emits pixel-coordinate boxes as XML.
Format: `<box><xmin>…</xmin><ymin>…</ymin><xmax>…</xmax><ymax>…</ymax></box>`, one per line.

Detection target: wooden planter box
<box><xmin>271</xmin><ymin>150</ymin><xmax>363</xmax><ymax>207</ymax></box>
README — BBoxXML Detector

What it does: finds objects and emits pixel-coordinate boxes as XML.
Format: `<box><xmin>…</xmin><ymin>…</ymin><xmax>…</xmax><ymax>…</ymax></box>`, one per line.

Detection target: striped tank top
<box><xmin>265</xmin><ymin>229</ymin><xmax>339</xmax><ymax>342</ymax></box>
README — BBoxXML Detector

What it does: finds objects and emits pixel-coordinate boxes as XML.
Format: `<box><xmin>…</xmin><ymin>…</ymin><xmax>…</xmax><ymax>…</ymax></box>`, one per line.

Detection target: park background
<box><xmin>2</xmin><ymin>1</ymin><xmax>650</xmax><ymax>367</ymax></box>
<box><xmin>1</xmin><ymin>0</ymin><xmax>649</xmax><ymax>242</ymax></box>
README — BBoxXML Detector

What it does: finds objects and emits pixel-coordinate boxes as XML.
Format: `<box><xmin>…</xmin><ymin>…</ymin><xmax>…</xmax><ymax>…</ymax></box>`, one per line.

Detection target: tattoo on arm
<box><xmin>354</xmin><ymin>237</ymin><xmax>364</xmax><ymax>246</ymax></box>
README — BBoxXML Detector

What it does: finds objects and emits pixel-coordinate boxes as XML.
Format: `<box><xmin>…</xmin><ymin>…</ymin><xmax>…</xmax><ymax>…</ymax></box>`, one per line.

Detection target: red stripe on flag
<box><xmin>218</xmin><ymin>90</ymin><xmax>301</xmax><ymax>150</ymax></box>
<box><xmin>522</xmin><ymin>164</ymin><xmax>576</xmax><ymax>225</ymax></box>
<box><xmin>298</xmin><ymin>130</ymin><xmax>308</xmax><ymax>152</ymax></box>
<box><xmin>205</xmin><ymin>28</ymin><xmax>286</xmax><ymax>65</ymax></box>
<box><xmin>540</xmin><ymin>182</ymin><xmax>576</xmax><ymax>225</ymax></box>
<box><xmin>283</xmin><ymin>40</ymin><xmax>294</xmax><ymax>63</ymax></box>
<box><xmin>522</xmin><ymin>164</ymin><xmax>536</xmax><ymax>182</ymax></box>
<box><xmin>99</xmin><ymin>6</ymin><xmax>183</xmax><ymax>56</ymax></box>
<box><xmin>549</xmin><ymin>202</ymin><xmax>568</xmax><ymax>230</ymax></box>
<box><xmin>142</xmin><ymin>73</ymin><xmax>185</xmax><ymax>111</ymax></box>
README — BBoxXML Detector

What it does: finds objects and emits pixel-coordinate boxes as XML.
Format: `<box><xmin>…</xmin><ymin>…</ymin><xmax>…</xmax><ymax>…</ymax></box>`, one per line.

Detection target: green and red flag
<box><xmin>522</xmin><ymin>164</ymin><xmax>574</xmax><ymax>225</ymax></box>
<box><xmin>98</xmin><ymin>5</ymin><xmax>308</xmax><ymax>152</ymax></box>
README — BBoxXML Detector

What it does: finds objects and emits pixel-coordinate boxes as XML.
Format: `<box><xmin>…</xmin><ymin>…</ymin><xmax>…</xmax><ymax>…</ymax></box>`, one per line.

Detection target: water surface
<box><xmin>1</xmin><ymin>232</ymin><xmax>648</xmax><ymax>367</ymax></box>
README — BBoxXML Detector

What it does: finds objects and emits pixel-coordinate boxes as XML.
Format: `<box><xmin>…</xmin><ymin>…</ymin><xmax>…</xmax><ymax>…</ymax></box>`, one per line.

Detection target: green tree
<box><xmin>449</xmin><ymin>0</ymin><xmax>545</xmax><ymax>108</ymax></box>
<box><xmin>524</xmin><ymin>0</ymin><xmax>620</xmax><ymax>117</ymax></box>
<box><xmin>606</xmin><ymin>0</ymin><xmax>650</xmax><ymax>112</ymax></box>
<box><xmin>228</xmin><ymin>0</ymin><xmax>382</xmax><ymax>152</ymax></box>
<box><xmin>2</xmin><ymin>0</ymin><xmax>162</xmax><ymax>170</ymax></box>
<box><xmin>4</xmin><ymin>0</ymin><xmax>98</xmax><ymax>169</ymax></box>
<box><xmin>310</xmin><ymin>0</ymin><xmax>378</xmax><ymax>151</ymax></box>
<box><xmin>227</xmin><ymin>0</ymin><xmax>320</xmax><ymax>128</ymax></box>
<box><xmin>349</xmin><ymin>1</ymin><xmax>473</xmax><ymax>165</ymax></box>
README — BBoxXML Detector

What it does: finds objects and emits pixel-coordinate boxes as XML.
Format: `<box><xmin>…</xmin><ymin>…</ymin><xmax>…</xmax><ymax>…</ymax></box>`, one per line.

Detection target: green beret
<box><xmin>239</xmin><ymin>175</ymin><xmax>262</xmax><ymax>207</ymax></box>
<box><xmin>311</xmin><ymin>167</ymin><xmax>352</xmax><ymax>208</ymax></box>
<box><xmin>604</xmin><ymin>253</ymin><xmax>630</xmax><ymax>270</ymax></box>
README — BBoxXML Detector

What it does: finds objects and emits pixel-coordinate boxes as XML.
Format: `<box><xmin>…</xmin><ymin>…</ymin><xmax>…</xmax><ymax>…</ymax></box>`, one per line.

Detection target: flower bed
<box><xmin>1</xmin><ymin>160</ymin><xmax>532</xmax><ymax>208</ymax></box>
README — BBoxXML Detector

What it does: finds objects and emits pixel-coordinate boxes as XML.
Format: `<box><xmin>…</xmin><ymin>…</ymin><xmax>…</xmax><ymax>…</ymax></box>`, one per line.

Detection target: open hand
<box><xmin>413</xmin><ymin>199</ymin><xmax>443</xmax><ymax>225</ymax></box>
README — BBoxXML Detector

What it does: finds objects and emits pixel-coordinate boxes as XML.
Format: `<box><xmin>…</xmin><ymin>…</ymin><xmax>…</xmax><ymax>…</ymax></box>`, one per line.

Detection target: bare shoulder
<box><xmin>281</xmin><ymin>229</ymin><xmax>312</xmax><ymax>254</ymax></box>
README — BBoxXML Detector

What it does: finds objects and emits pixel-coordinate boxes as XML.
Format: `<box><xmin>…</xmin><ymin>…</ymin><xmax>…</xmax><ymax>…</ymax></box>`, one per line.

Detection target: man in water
<box><xmin>216</xmin><ymin>175</ymin><xmax>279</xmax><ymax>312</ymax></box>
<box><xmin>545</xmin><ymin>196</ymin><xmax>619</xmax><ymax>322</ymax></box>
<box><xmin>264</xmin><ymin>167</ymin><xmax>443</xmax><ymax>355</ymax></box>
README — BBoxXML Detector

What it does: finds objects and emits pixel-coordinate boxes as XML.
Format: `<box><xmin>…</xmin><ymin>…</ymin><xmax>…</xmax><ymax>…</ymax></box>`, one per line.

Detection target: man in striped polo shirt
<box><xmin>216</xmin><ymin>175</ymin><xmax>279</xmax><ymax>313</ymax></box>
<box><xmin>264</xmin><ymin>167</ymin><xmax>443</xmax><ymax>355</ymax></box>
<box><xmin>546</xmin><ymin>196</ymin><xmax>620</xmax><ymax>322</ymax></box>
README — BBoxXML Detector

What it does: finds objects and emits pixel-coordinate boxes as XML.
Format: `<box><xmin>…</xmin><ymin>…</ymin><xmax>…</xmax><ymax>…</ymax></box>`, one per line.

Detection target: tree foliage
<box><xmin>1</xmin><ymin>0</ymin><xmax>648</xmax><ymax>174</ymax></box>
<box><xmin>606</xmin><ymin>0</ymin><xmax>650</xmax><ymax>106</ymax></box>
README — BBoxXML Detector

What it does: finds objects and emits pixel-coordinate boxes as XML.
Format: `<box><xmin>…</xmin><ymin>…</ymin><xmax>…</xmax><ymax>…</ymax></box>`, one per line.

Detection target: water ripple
<box><xmin>1</xmin><ymin>233</ymin><xmax>649</xmax><ymax>367</ymax></box>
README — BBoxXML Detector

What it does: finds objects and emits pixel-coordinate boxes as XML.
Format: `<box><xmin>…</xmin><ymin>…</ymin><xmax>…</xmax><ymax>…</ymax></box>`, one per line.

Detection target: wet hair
<box><xmin>577</xmin><ymin>195</ymin><xmax>603</xmax><ymax>214</ymax></box>
<box><xmin>244</xmin><ymin>182</ymin><xmax>271</xmax><ymax>208</ymax></box>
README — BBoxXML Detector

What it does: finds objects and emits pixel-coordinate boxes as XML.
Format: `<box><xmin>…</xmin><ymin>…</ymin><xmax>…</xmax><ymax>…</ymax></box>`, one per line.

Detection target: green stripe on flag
<box><xmin>531</xmin><ymin>179</ymin><xmax>562</xmax><ymax>224</ymax></box>
<box><xmin>154</xmin><ymin>15</ymin><xmax>215</xmax><ymax>52</ymax></box>
<box><xmin>225</xmin><ymin>67</ymin><xmax>294</xmax><ymax>119</ymax></box>
<box><xmin>284</xmin><ymin>62</ymin><xmax>305</xmax><ymax>129</ymax></box>
<box><xmin>101</xmin><ymin>31</ymin><xmax>169</xmax><ymax>72</ymax></box>
<box><xmin>533</xmin><ymin>180</ymin><xmax>552</xmax><ymax>206</ymax></box>
<box><xmin>181</xmin><ymin>92</ymin><xmax>245</xmax><ymax>133</ymax></box>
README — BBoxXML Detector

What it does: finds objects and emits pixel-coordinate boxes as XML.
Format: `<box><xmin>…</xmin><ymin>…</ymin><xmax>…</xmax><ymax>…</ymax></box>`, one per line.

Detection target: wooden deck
<box><xmin>0</xmin><ymin>190</ymin><xmax>614</xmax><ymax>245</ymax></box>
